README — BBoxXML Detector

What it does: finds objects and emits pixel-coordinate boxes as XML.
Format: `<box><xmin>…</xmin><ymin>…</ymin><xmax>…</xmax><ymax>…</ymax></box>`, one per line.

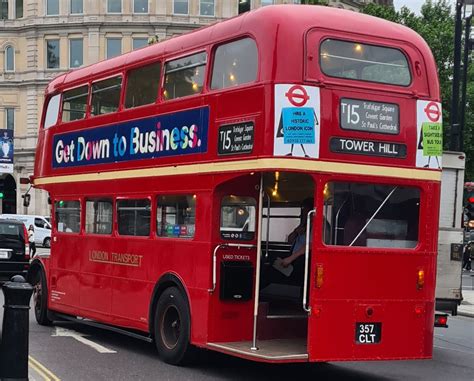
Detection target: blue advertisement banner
<box><xmin>53</xmin><ymin>107</ymin><xmax>209</xmax><ymax>168</ymax></box>
<box><xmin>0</xmin><ymin>129</ymin><xmax>14</xmax><ymax>164</ymax></box>
<box><xmin>282</xmin><ymin>107</ymin><xmax>315</xmax><ymax>144</ymax></box>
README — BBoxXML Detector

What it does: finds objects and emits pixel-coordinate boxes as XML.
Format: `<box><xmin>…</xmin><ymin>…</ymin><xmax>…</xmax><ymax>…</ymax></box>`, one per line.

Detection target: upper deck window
<box><xmin>44</xmin><ymin>94</ymin><xmax>60</xmax><ymax>128</ymax></box>
<box><xmin>320</xmin><ymin>39</ymin><xmax>411</xmax><ymax>86</ymax></box>
<box><xmin>125</xmin><ymin>62</ymin><xmax>161</xmax><ymax>109</ymax></box>
<box><xmin>164</xmin><ymin>52</ymin><xmax>206</xmax><ymax>100</ymax></box>
<box><xmin>91</xmin><ymin>76</ymin><xmax>122</xmax><ymax>116</ymax></box>
<box><xmin>62</xmin><ymin>85</ymin><xmax>88</xmax><ymax>122</ymax></box>
<box><xmin>211</xmin><ymin>38</ymin><xmax>258</xmax><ymax>90</ymax></box>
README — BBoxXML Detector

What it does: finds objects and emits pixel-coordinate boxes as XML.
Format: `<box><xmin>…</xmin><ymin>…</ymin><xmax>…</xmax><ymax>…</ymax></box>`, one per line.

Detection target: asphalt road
<box><xmin>1</xmin><ymin>248</ymin><xmax>472</xmax><ymax>380</ymax></box>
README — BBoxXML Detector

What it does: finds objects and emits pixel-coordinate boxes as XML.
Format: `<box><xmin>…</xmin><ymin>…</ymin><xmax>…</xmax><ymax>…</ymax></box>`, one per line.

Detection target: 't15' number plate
<box><xmin>355</xmin><ymin>323</ymin><xmax>382</xmax><ymax>344</ymax></box>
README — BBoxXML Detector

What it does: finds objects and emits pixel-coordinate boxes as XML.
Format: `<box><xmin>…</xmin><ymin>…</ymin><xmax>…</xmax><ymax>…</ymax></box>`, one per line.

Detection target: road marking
<box><xmin>29</xmin><ymin>356</ymin><xmax>61</xmax><ymax>381</ymax></box>
<box><xmin>53</xmin><ymin>327</ymin><xmax>117</xmax><ymax>353</ymax></box>
<box><xmin>434</xmin><ymin>345</ymin><xmax>474</xmax><ymax>355</ymax></box>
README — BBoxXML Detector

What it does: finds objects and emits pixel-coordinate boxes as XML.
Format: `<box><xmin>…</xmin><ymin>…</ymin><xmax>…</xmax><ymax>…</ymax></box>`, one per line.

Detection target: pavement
<box><xmin>459</xmin><ymin>274</ymin><xmax>474</xmax><ymax>318</ymax></box>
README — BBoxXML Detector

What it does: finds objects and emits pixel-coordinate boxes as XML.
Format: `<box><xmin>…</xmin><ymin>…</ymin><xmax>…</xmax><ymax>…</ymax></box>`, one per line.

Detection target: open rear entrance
<box><xmin>207</xmin><ymin>171</ymin><xmax>315</xmax><ymax>362</ymax></box>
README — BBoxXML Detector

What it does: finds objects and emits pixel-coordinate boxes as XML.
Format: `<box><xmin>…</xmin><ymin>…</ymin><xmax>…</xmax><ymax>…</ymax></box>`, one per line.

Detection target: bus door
<box><xmin>307</xmin><ymin>179</ymin><xmax>427</xmax><ymax>361</ymax></box>
<box><xmin>207</xmin><ymin>173</ymin><xmax>259</xmax><ymax>343</ymax></box>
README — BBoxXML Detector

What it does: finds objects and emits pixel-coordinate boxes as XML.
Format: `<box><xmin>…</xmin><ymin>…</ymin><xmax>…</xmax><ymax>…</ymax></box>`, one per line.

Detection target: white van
<box><xmin>0</xmin><ymin>214</ymin><xmax>52</xmax><ymax>247</ymax></box>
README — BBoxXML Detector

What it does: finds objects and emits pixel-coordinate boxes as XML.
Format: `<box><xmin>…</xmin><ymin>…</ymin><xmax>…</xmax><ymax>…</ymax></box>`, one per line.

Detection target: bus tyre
<box><xmin>154</xmin><ymin>287</ymin><xmax>192</xmax><ymax>365</ymax></box>
<box><xmin>43</xmin><ymin>237</ymin><xmax>51</xmax><ymax>248</ymax></box>
<box><xmin>32</xmin><ymin>269</ymin><xmax>52</xmax><ymax>326</ymax></box>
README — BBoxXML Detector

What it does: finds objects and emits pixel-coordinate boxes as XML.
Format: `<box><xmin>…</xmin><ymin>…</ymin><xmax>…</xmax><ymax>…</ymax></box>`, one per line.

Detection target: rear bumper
<box><xmin>436</xmin><ymin>298</ymin><xmax>460</xmax><ymax>315</ymax></box>
<box><xmin>0</xmin><ymin>261</ymin><xmax>30</xmax><ymax>282</ymax></box>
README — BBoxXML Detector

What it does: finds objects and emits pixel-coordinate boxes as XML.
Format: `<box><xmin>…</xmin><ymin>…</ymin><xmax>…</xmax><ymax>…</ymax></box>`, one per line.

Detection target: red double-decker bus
<box><xmin>29</xmin><ymin>5</ymin><xmax>443</xmax><ymax>364</ymax></box>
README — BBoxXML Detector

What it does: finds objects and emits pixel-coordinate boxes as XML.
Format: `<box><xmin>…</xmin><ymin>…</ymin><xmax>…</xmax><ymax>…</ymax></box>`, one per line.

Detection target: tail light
<box><xmin>435</xmin><ymin>313</ymin><xmax>448</xmax><ymax>328</ymax></box>
<box><xmin>417</xmin><ymin>269</ymin><xmax>424</xmax><ymax>290</ymax></box>
<box><xmin>23</xmin><ymin>225</ymin><xmax>30</xmax><ymax>260</ymax></box>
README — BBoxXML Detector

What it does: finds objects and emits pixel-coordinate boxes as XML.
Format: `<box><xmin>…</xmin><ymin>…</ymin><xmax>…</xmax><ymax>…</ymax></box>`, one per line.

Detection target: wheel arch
<box><xmin>148</xmin><ymin>272</ymin><xmax>191</xmax><ymax>338</ymax></box>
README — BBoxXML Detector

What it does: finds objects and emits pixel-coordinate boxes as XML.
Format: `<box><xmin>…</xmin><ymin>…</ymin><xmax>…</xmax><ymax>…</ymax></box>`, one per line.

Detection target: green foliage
<box><xmin>363</xmin><ymin>1</ymin><xmax>474</xmax><ymax>179</ymax></box>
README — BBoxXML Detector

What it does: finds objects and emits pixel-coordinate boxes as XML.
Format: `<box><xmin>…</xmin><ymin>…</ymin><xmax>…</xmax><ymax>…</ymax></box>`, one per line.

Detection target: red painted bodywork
<box><xmin>32</xmin><ymin>5</ymin><xmax>441</xmax><ymax>362</ymax></box>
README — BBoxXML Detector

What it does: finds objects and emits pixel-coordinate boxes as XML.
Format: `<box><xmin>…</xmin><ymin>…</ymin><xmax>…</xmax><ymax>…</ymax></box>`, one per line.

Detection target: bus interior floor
<box><xmin>207</xmin><ymin>338</ymin><xmax>308</xmax><ymax>362</ymax></box>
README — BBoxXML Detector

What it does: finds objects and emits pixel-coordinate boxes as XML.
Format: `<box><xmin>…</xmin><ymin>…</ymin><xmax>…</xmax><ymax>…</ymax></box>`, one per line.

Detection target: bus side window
<box><xmin>91</xmin><ymin>76</ymin><xmax>122</xmax><ymax>116</ymax></box>
<box><xmin>61</xmin><ymin>86</ymin><xmax>88</xmax><ymax>122</ymax></box>
<box><xmin>211</xmin><ymin>38</ymin><xmax>258</xmax><ymax>90</ymax></box>
<box><xmin>220</xmin><ymin>196</ymin><xmax>256</xmax><ymax>241</ymax></box>
<box><xmin>163</xmin><ymin>52</ymin><xmax>207</xmax><ymax>100</ymax></box>
<box><xmin>124</xmin><ymin>62</ymin><xmax>161</xmax><ymax>108</ymax></box>
<box><xmin>44</xmin><ymin>94</ymin><xmax>61</xmax><ymax>128</ymax></box>
<box><xmin>55</xmin><ymin>200</ymin><xmax>81</xmax><ymax>233</ymax></box>
<box><xmin>86</xmin><ymin>199</ymin><xmax>113</xmax><ymax>235</ymax></box>
<box><xmin>117</xmin><ymin>199</ymin><xmax>150</xmax><ymax>237</ymax></box>
<box><xmin>156</xmin><ymin>195</ymin><xmax>196</xmax><ymax>238</ymax></box>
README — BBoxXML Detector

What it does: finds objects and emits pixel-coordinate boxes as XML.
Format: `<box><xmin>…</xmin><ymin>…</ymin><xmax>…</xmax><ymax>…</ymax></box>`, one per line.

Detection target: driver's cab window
<box><xmin>220</xmin><ymin>196</ymin><xmax>256</xmax><ymax>240</ymax></box>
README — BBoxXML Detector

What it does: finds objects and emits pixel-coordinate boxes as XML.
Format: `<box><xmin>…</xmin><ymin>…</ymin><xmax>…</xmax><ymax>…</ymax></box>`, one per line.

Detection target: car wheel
<box><xmin>154</xmin><ymin>287</ymin><xmax>193</xmax><ymax>365</ymax></box>
<box><xmin>32</xmin><ymin>269</ymin><xmax>52</xmax><ymax>326</ymax></box>
<box><xmin>43</xmin><ymin>237</ymin><xmax>51</xmax><ymax>248</ymax></box>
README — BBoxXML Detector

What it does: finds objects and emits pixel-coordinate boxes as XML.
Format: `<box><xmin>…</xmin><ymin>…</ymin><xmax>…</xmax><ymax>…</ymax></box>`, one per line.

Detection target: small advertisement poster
<box><xmin>416</xmin><ymin>100</ymin><xmax>442</xmax><ymax>169</ymax></box>
<box><xmin>274</xmin><ymin>85</ymin><xmax>320</xmax><ymax>158</ymax></box>
<box><xmin>0</xmin><ymin>129</ymin><xmax>14</xmax><ymax>174</ymax></box>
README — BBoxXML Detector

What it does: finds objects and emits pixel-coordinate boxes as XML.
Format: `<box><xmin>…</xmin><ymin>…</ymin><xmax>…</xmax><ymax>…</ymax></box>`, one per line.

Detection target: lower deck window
<box><xmin>117</xmin><ymin>199</ymin><xmax>150</xmax><ymax>236</ymax></box>
<box><xmin>323</xmin><ymin>182</ymin><xmax>420</xmax><ymax>248</ymax></box>
<box><xmin>55</xmin><ymin>200</ymin><xmax>81</xmax><ymax>233</ymax></box>
<box><xmin>220</xmin><ymin>196</ymin><xmax>256</xmax><ymax>241</ymax></box>
<box><xmin>157</xmin><ymin>195</ymin><xmax>196</xmax><ymax>238</ymax></box>
<box><xmin>86</xmin><ymin>199</ymin><xmax>112</xmax><ymax>234</ymax></box>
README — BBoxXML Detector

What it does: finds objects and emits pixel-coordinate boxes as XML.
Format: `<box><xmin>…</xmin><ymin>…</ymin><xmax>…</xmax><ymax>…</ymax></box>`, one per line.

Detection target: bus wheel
<box><xmin>154</xmin><ymin>287</ymin><xmax>192</xmax><ymax>365</ymax></box>
<box><xmin>32</xmin><ymin>269</ymin><xmax>52</xmax><ymax>326</ymax></box>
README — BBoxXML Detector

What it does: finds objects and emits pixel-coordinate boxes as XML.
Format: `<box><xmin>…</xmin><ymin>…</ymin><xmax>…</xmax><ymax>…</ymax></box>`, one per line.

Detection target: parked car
<box><xmin>0</xmin><ymin>214</ymin><xmax>51</xmax><ymax>248</ymax></box>
<box><xmin>0</xmin><ymin>219</ymin><xmax>29</xmax><ymax>281</ymax></box>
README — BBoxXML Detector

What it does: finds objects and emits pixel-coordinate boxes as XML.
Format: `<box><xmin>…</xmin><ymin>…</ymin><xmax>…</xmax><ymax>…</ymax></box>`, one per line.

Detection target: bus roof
<box><xmin>45</xmin><ymin>4</ymin><xmax>437</xmax><ymax>97</ymax></box>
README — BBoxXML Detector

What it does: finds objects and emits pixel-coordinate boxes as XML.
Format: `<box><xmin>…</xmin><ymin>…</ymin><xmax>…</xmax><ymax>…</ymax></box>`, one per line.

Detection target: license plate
<box><xmin>0</xmin><ymin>250</ymin><xmax>10</xmax><ymax>259</ymax></box>
<box><xmin>355</xmin><ymin>323</ymin><xmax>382</xmax><ymax>344</ymax></box>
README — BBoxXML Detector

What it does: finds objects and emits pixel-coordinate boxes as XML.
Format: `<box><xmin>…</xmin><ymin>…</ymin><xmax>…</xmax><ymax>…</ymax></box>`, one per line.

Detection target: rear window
<box><xmin>320</xmin><ymin>39</ymin><xmax>411</xmax><ymax>86</ymax></box>
<box><xmin>0</xmin><ymin>223</ymin><xmax>23</xmax><ymax>238</ymax></box>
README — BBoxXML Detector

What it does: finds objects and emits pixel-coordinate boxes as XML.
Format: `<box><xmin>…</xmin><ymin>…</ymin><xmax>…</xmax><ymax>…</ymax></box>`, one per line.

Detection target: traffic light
<box><xmin>238</xmin><ymin>0</ymin><xmax>250</xmax><ymax>14</ymax></box>
<box><xmin>0</xmin><ymin>192</ymin><xmax>4</xmax><ymax>199</ymax></box>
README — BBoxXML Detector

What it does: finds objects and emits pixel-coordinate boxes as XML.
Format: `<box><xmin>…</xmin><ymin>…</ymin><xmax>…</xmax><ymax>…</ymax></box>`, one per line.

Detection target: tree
<box><xmin>362</xmin><ymin>1</ymin><xmax>474</xmax><ymax>179</ymax></box>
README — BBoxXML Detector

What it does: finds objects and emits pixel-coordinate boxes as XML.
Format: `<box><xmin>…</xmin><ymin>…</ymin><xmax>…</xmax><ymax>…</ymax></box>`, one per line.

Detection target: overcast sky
<box><xmin>394</xmin><ymin>0</ymin><xmax>451</xmax><ymax>14</ymax></box>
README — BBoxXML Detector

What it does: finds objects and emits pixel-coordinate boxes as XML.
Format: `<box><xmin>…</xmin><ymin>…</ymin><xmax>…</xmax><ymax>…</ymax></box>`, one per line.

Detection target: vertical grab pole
<box><xmin>303</xmin><ymin>209</ymin><xmax>315</xmax><ymax>313</ymax></box>
<box><xmin>251</xmin><ymin>174</ymin><xmax>264</xmax><ymax>351</ymax></box>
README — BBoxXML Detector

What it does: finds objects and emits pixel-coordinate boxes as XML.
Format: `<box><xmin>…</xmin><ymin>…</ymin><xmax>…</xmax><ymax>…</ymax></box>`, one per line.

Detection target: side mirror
<box><xmin>22</xmin><ymin>194</ymin><xmax>31</xmax><ymax>207</ymax></box>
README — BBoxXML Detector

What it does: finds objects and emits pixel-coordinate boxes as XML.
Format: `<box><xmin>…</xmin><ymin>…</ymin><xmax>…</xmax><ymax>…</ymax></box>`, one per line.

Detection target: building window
<box><xmin>125</xmin><ymin>61</ymin><xmax>161</xmax><ymax>108</ymax></box>
<box><xmin>117</xmin><ymin>199</ymin><xmax>151</xmax><ymax>237</ymax></box>
<box><xmin>107</xmin><ymin>0</ymin><xmax>121</xmax><ymax>13</ymax></box>
<box><xmin>70</xmin><ymin>0</ymin><xmax>83</xmax><ymax>14</ymax></box>
<box><xmin>261</xmin><ymin>0</ymin><xmax>273</xmax><ymax>5</ymax></box>
<box><xmin>200</xmin><ymin>0</ymin><xmax>214</xmax><ymax>16</ymax></box>
<box><xmin>164</xmin><ymin>52</ymin><xmax>207</xmax><ymax>100</ymax></box>
<box><xmin>62</xmin><ymin>85</ymin><xmax>88</xmax><ymax>122</ymax></box>
<box><xmin>173</xmin><ymin>0</ymin><xmax>188</xmax><ymax>15</ymax></box>
<box><xmin>44</xmin><ymin>94</ymin><xmax>60</xmax><ymax>128</ymax></box>
<box><xmin>15</xmin><ymin>0</ymin><xmax>23</xmax><ymax>18</ymax></box>
<box><xmin>0</xmin><ymin>0</ymin><xmax>8</xmax><ymax>19</ymax></box>
<box><xmin>46</xmin><ymin>0</ymin><xmax>59</xmax><ymax>15</ymax></box>
<box><xmin>134</xmin><ymin>0</ymin><xmax>147</xmax><ymax>13</ymax></box>
<box><xmin>55</xmin><ymin>200</ymin><xmax>81</xmax><ymax>233</ymax></box>
<box><xmin>4</xmin><ymin>46</ymin><xmax>14</xmax><ymax>72</ymax></box>
<box><xmin>106</xmin><ymin>38</ymin><xmax>121</xmax><ymax>59</ymax></box>
<box><xmin>46</xmin><ymin>39</ymin><xmax>60</xmax><ymax>69</ymax></box>
<box><xmin>157</xmin><ymin>195</ymin><xmax>196</xmax><ymax>238</ymax></box>
<box><xmin>69</xmin><ymin>38</ymin><xmax>83</xmax><ymax>68</ymax></box>
<box><xmin>91</xmin><ymin>76</ymin><xmax>122</xmax><ymax>116</ymax></box>
<box><xmin>86</xmin><ymin>199</ymin><xmax>113</xmax><ymax>235</ymax></box>
<box><xmin>211</xmin><ymin>38</ymin><xmax>258</xmax><ymax>90</ymax></box>
<box><xmin>5</xmin><ymin>108</ymin><xmax>14</xmax><ymax>131</ymax></box>
<box><xmin>132</xmin><ymin>38</ymin><xmax>148</xmax><ymax>50</ymax></box>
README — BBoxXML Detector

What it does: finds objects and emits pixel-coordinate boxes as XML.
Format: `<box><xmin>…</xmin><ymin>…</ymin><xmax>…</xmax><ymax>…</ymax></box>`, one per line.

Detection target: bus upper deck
<box><xmin>34</xmin><ymin>5</ymin><xmax>441</xmax><ymax>188</ymax></box>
